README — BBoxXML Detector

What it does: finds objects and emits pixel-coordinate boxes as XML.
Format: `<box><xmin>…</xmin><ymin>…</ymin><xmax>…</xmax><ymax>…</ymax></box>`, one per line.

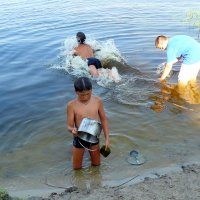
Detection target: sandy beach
<box><xmin>8</xmin><ymin>163</ymin><xmax>200</xmax><ymax>200</ymax></box>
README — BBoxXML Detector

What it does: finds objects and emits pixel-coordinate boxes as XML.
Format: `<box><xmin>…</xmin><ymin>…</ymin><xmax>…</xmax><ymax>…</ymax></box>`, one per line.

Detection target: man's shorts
<box><xmin>178</xmin><ymin>61</ymin><xmax>200</xmax><ymax>84</ymax></box>
<box><xmin>73</xmin><ymin>136</ymin><xmax>99</xmax><ymax>149</ymax></box>
<box><xmin>87</xmin><ymin>57</ymin><xmax>102</xmax><ymax>69</ymax></box>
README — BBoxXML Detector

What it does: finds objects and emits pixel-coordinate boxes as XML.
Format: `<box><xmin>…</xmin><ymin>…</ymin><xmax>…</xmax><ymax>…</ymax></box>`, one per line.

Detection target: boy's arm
<box><xmin>66</xmin><ymin>102</ymin><xmax>78</xmax><ymax>136</ymax></box>
<box><xmin>72</xmin><ymin>49</ymin><xmax>78</xmax><ymax>56</ymax></box>
<box><xmin>93</xmin><ymin>49</ymin><xmax>101</xmax><ymax>53</ymax></box>
<box><xmin>98</xmin><ymin>98</ymin><xmax>110</xmax><ymax>149</ymax></box>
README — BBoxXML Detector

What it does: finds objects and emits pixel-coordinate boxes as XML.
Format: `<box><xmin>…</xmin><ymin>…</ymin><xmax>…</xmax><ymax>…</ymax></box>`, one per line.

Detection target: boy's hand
<box><xmin>105</xmin><ymin>138</ymin><xmax>110</xmax><ymax>150</ymax></box>
<box><xmin>71</xmin><ymin>128</ymin><xmax>78</xmax><ymax>136</ymax></box>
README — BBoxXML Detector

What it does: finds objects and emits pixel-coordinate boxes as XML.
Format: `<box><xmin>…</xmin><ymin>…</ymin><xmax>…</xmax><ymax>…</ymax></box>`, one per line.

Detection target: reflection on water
<box><xmin>150</xmin><ymin>81</ymin><xmax>200</xmax><ymax>113</ymax></box>
<box><xmin>177</xmin><ymin>81</ymin><xmax>200</xmax><ymax>104</ymax></box>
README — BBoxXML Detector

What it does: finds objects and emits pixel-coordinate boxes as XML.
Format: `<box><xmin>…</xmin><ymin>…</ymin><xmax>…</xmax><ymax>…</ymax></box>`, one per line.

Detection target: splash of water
<box><xmin>156</xmin><ymin>62</ymin><xmax>166</xmax><ymax>74</ymax></box>
<box><xmin>94</xmin><ymin>67</ymin><xmax>122</xmax><ymax>87</ymax></box>
<box><xmin>51</xmin><ymin>36</ymin><xmax>124</xmax><ymax>86</ymax></box>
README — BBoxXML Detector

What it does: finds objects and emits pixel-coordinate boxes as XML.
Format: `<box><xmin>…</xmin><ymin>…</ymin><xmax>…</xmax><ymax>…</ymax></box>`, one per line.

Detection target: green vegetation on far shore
<box><xmin>185</xmin><ymin>9</ymin><xmax>200</xmax><ymax>37</ymax></box>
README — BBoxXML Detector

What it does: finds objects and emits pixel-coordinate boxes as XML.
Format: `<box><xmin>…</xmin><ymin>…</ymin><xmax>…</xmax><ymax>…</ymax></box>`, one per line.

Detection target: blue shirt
<box><xmin>167</xmin><ymin>35</ymin><xmax>200</xmax><ymax>64</ymax></box>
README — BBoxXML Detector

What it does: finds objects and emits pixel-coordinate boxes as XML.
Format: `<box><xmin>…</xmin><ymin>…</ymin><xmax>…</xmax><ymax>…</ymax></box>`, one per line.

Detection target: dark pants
<box><xmin>87</xmin><ymin>57</ymin><xmax>102</xmax><ymax>69</ymax></box>
<box><xmin>73</xmin><ymin>137</ymin><xmax>99</xmax><ymax>148</ymax></box>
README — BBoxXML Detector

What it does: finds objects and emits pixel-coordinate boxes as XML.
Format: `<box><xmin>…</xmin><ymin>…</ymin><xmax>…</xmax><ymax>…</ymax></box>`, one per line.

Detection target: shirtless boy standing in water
<box><xmin>67</xmin><ymin>77</ymin><xmax>110</xmax><ymax>169</ymax></box>
<box><xmin>73</xmin><ymin>32</ymin><xmax>102</xmax><ymax>76</ymax></box>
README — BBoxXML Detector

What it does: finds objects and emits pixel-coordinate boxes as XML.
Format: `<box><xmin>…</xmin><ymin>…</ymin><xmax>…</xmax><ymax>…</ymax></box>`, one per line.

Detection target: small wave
<box><xmin>109</xmin><ymin>75</ymin><xmax>159</xmax><ymax>106</ymax></box>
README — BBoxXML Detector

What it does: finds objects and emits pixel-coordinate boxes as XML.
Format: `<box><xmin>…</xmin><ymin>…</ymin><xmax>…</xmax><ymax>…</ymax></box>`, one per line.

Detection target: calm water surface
<box><xmin>1</xmin><ymin>0</ymin><xmax>200</xmax><ymax>195</ymax></box>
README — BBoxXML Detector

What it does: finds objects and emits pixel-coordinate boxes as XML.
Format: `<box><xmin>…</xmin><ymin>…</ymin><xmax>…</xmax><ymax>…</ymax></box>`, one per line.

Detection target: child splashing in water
<box><xmin>73</xmin><ymin>32</ymin><xmax>121</xmax><ymax>82</ymax></box>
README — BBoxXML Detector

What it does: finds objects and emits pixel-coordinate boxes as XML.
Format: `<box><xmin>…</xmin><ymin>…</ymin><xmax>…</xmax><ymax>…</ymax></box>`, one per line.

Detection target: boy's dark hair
<box><xmin>76</xmin><ymin>32</ymin><xmax>86</xmax><ymax>44</ymax></box>
<box><xmin>74</xmin><ymin>77</ymin><xmax>92</xmax><ymax>92</ymax></box>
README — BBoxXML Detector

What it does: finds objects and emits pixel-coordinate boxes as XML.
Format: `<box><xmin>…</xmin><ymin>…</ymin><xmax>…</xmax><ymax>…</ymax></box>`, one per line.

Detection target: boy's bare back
<box><xmin>74</xmin><ymin>44</ymin><xmax>94</xmax><ymax>59</ymax></box>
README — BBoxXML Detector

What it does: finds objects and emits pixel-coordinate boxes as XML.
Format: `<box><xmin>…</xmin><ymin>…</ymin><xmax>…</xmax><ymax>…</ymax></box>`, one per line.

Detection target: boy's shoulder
<box><xmin>92</xmin><ymin>96</ymin><xmax>104</xmax><ymax>106</ymax></box>
<box><xmin>92</xmin><ymin>95</ymin><xmax>101</xmax><ymax>101</ymax></box>
<box><xmin>67</xmin><ymin>99</ymin><xmax>77</xmax><ymax>106</ymax></box>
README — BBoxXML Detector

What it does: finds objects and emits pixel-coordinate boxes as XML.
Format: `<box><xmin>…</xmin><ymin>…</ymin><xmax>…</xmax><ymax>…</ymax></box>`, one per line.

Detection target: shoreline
<box><xmin>8</xmin><ymin>162</ymin><xmax>200</xmax><ymax>200</ymax></box>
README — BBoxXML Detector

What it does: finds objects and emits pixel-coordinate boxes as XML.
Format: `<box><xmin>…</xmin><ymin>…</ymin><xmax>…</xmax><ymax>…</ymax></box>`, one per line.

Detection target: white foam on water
<box><xmin>95</xmin><ymin>66</ymin><xmax>122</xmax><ymax>87</ymax></box>
<box><xmin>51</xmin><ymin>36</ymin><xmax>123</xmax><ymax>86</ymax></box>
<box><xmin>91</xmin><ymin>39</ymin><xmax>123</xmax><ymax>62</ymax></box>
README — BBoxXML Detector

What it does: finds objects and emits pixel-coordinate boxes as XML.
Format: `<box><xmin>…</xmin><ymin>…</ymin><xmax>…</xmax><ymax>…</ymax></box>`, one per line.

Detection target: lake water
<box><xmin>1</xmin><ymin>0</ymin><xmax>200</xmax><ymax>196</ymax></box>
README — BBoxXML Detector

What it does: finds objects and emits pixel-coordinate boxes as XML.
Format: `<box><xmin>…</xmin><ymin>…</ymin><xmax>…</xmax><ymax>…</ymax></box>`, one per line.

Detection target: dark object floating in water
<box><xmin>100</xmin><ymin>145</ymin><xmax>111</xmax><ymax>157</ymax></box>
<box><xmin>127</xmin><ymin>150</ymin><xmax>146</xmax><ymax>165</ymax></box>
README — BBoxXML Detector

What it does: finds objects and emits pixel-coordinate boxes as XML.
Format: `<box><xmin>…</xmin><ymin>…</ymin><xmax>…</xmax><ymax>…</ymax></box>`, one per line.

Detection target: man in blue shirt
<box><xmin>155</xmin><ymin>35</ymin><xmax>200</xmax><ymax>85</ymax></box>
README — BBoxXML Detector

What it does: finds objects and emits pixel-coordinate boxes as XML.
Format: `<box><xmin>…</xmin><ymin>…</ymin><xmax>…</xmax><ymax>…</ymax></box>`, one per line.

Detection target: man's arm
<box><xmin>159</xmin><ymin>59</ymin><xmax>177</xmax><ymax>81</ymax></box>
<box><xmin>159</xmin><ymin>63</ymin><xmax>172</xmax><ymax>81</ymax></box>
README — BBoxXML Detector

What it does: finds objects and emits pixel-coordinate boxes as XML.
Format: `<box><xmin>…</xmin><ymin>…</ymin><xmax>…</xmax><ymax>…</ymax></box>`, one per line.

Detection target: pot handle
<box><xmin>77</xmin><ymin>138</ymin><xmax>99</xmax><ymax>152</ymax></box>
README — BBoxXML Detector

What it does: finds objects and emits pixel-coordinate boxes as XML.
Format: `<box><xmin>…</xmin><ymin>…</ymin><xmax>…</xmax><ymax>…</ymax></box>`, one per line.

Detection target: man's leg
<box><xmin>189</xmin><ymin>62</ymin><xmax>200</xmax><ymax>82</ymax></box>
<box><xmin>178</xmin><ymin>62</ymin><xmax>200</xmax><ymax>85</ymax></box>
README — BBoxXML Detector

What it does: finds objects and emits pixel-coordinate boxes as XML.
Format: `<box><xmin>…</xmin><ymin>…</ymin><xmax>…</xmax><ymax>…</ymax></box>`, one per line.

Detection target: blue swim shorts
<box><xmin>87</xmin><ymin>57</ymin><xmax>102</xmax><ymax>69</ymax></box>
<box><xmin>73</xmin><ymin>137</ymin><xmax>99</xmax><ymax>149</ymax></box>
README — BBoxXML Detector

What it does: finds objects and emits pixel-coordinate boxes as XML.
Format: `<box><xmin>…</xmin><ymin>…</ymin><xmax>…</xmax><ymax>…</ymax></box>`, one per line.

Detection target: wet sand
<box><xmin>9</xmin><ymin>163</ymin><xmax>200</xmax><ymax>200</ymax></box>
